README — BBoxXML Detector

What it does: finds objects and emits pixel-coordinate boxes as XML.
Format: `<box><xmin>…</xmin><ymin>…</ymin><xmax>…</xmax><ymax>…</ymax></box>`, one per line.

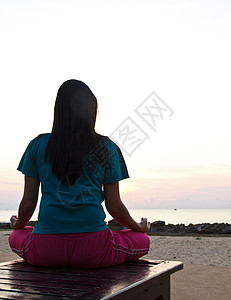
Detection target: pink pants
<box><xmin>9</xmin><ymin>227</ymin><xmax>150</xmax><ymax>268</ymax></box>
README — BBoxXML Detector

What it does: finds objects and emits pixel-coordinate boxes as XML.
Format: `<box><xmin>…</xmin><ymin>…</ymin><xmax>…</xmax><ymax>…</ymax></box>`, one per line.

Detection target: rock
<box><xmin>151</xmin><ymin>221</ymin><xmax>166</xmax><ymax>227</ymax></box>
<box><xmin>0</xmin><ymin>222</ymin><xmax>10</xmax><ymax>229</ymax></box>
<box><xmin>148</xmin><ymin>221</ymin><xmax>231</xmax><ymax>234</ymax></box>
<box><xmin>27</xmin><ymin>220</ymin><xmax>37</xmax><ymax>226</ymax></box>
<box><xmin>0</xmin><ymin>220</ymin><xmax>37</xmax><ymax>229</ymax></box>
<box><xmin>223</xmin><ymin>226</ymin><xmax>231</xmax><ymax>234</ymax></box>
<box><xmin>107</xmin><ymin>219</ymin><xmax>125</xmax><ymax>231</ymax></box>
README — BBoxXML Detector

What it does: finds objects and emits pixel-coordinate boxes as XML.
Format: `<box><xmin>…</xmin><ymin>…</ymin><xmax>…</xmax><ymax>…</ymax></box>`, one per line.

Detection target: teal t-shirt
<box><xmin>17</xmin><ymin>134</ymin><xmax>129</xmax><ymax>234</ymax></box>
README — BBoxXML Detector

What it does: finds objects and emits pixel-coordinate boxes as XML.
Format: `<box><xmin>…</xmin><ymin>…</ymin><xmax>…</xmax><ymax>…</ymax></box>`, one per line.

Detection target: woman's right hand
<box><xmin>138</xmin><ymin>218</ymin><xmax>151</xmax><ymax>232</ymax></box>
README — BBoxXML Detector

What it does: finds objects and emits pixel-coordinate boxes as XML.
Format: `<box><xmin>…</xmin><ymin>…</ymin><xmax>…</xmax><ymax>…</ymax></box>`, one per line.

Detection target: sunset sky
<box><xmin>0</xmin><ymin>0</ymin><xmax>230</xmax><ymax>209</ymax></box>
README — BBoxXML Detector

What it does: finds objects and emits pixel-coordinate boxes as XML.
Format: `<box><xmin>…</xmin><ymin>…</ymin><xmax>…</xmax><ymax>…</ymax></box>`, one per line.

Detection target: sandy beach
<box><xmin>0</xmin><ymin>230</ymin><xmax>231</xmax><ymax>299</ymax></box>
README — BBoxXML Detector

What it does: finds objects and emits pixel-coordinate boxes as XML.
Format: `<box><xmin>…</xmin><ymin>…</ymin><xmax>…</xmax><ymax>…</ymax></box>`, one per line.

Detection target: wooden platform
<box><xmin>0</xmin><ymin>259</ymin><xmax>183</xmax><ymax>299</ymax></box>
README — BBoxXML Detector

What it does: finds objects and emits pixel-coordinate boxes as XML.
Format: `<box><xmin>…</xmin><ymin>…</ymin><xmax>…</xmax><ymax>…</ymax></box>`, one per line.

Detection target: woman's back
<box><xmin>18</xmin><ymin>133</ymin><xmax>129</xmax><ymax>234</ymax></box>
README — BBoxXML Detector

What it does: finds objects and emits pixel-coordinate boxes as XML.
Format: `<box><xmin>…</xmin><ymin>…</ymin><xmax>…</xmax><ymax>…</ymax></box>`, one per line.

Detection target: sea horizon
<box><xmin>0</xmin><ymin>208</ymin><xmax>231</xmax><ymax>225</ymax></box>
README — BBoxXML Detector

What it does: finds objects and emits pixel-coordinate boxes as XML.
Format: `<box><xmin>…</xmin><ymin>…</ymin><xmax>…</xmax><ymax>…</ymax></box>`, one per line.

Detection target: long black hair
<box><xmin>45</xmin><ymin>79</ymin><xmax>106</xmax><ymax>185</ymax></box>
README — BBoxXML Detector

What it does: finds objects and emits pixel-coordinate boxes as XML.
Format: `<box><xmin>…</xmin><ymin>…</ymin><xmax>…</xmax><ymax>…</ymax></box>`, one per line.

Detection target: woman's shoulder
<box><xmin>96</xmin><ymin>134</ymin><xmax>118</xmax><ymax>150</ymax></box>
<box><xmin>35</xmin><ymin>133</ymin><xmax>50</xmax><ymax>141</ymax></box>
<box><xmin>96</xmin><ymin>135</ymin><xmax>124</xmax><ymax>159</ymax></box>
<box><xmin>26</xmin><ymin>133</ymin><xmax>50</xmax><ymax>150</ymax></box>
<box><xmin>96</xmin><ymin>134</ymin><xmax>117</xmax><ymax>146</ymax></box>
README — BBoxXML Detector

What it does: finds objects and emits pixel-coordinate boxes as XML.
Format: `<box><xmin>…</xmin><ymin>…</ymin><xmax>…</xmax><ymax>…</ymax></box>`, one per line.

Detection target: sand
<box><xmin>143</xmin><ymin>235</ymin><xmax>231</xmax><ymax>267</ymax></box>
<box><xmin>1</xmin><ymin>230</ymin><xmax>231</xmax><ymax>299</ymax></box>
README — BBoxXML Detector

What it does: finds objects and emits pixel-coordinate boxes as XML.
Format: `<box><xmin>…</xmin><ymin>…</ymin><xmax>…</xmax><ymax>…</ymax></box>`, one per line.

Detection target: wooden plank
<box><xmin>0</xmin><ymin>261</ymin><xmax>129</xmax><ymax>280</ymax></box>
<box><xmin>0</xmin><ymin>290</ymin><xmax>60</xmax><ymax>299</ymax></box>
<box><xmin>0</xmin><ymin>259</ymin><xmax>183</xmax><ymax>299</ymax></box>
<box><xmin>103</xmin><ymin>276</ymin><xmax>171</xmax><ymax>300</ymax></box>
<box><xmin>0</xmin><ymin>271</ymin><xmax>107</xmax><ymax>286</ymax></box>
<box><xmin>95</xmin><ymin>261</ymin><xmax>183</xmax><ymax>300</ymax></box>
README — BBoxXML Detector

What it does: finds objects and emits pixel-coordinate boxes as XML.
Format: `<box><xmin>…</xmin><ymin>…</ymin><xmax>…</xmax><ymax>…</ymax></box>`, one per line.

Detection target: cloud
<box><xmin>122</xmin><ymin>179</ymin><xmax>231</xmax><ymax>208</ymax></box>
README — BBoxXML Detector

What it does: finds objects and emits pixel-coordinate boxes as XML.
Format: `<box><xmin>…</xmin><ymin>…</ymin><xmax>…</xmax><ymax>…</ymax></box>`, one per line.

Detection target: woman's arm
<box><xmin>104</xmin><ymin>182</ymin><xmax>150</xmax><ymax>232</ymax></box>
<box><xmin>10</xmin><ymin>175</ymin><xmax>40</xmax><ymax>229</ymax></box>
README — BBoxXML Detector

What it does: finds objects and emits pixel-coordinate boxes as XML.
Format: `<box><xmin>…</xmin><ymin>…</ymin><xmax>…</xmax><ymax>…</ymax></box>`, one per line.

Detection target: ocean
<box><xmin>0</xmin><ymin>208</ymin><xmax>231</xmax><ymax>225</ymax></box>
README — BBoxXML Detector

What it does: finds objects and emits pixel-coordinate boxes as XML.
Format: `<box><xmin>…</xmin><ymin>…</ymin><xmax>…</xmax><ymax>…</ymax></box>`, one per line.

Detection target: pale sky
<box><xmin>0</xmin><ymin>0</ymin><xmax>230</xmax><ymax>209</ymax></box>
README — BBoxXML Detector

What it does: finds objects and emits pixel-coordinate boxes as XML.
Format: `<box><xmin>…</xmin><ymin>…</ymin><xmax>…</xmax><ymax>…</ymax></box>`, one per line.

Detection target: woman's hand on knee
<box><xmin>138</xmin><ymin>218</ymin><xmax>151</xmax><ymax>232</ymax></box>
<box><xmin>10</xmin><ymin>215</ymin><xmax>18</xmax><ymax>229</ymax></box>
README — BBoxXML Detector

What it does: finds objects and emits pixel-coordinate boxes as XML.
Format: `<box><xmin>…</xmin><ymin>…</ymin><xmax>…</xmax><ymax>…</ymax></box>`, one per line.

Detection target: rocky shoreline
<box><xmin>0</xmin><ymin>221</ymin><xmax>37</xmax><ymax>229</ymax></box>
<box><xmin>1</xmin><ymin>220</ymin><xmax>231</xmax><ymax>234</ymax></box>
<box><xmin>108</xmin><ymin>219</ymin><xmax>231</xmax><ymax>234</ymax></box>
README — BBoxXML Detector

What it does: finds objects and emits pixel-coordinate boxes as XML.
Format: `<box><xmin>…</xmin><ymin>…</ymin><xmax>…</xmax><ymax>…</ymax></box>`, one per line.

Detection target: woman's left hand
<box><xmin>138</xmin><ymin>217</ymin><xmax>151</xmax><ymax>232</ymax></box>
<box><xmin>10</xmin><ymin>215</ymin><xmax>18</xmax><ymax>229</ymax></box>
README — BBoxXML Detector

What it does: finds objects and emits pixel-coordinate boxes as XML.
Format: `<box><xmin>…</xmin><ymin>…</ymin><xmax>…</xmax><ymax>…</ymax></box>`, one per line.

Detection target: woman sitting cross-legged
<box><xmin>9</xmin><ymin>79</ymin><xmax>150</xmax><ymax>268</ymax></box>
